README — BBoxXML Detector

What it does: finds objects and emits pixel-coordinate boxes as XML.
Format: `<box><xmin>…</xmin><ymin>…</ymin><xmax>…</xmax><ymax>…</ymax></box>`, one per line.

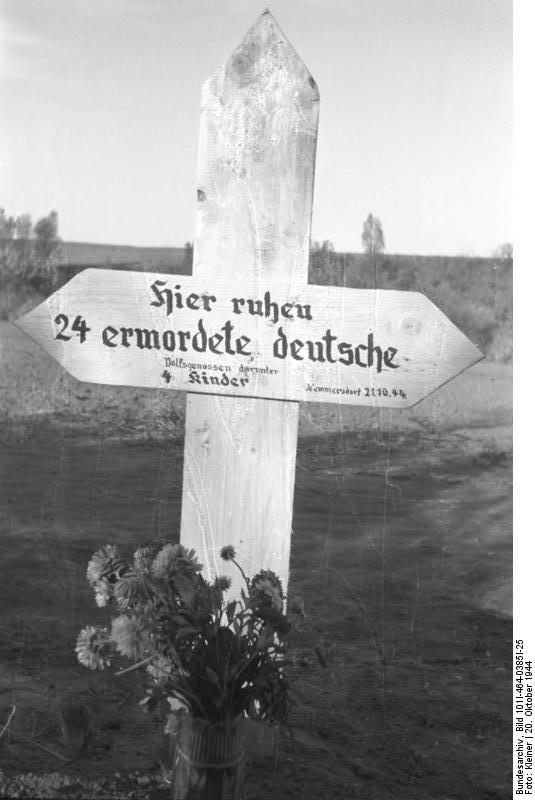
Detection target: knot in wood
<box><xmin>229</xmin><ymin>44</ymin><xmax>259</xmax><ymax>86</ymax></box>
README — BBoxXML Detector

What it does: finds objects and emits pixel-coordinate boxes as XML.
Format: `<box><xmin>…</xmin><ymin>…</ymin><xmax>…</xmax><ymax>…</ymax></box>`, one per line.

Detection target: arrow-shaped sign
<box><xmin>15</xmin><ymin>267</ymin><xmax>483</xmax><ymax>408</ymax></box>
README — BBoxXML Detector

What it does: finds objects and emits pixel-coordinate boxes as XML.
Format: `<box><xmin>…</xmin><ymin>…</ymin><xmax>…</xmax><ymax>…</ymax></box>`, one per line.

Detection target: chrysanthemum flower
<box><xmin>251</xmin><ymin>570</ymin><xmax>284</xmax><ymax>611</ymax></box>
<box><xmin>86</xmin><ymin>545</ymin><xmax>121</xmax><ymax>586</ymax></box>
<box><xmin>220</xmin><ymin>545</ymin><xmax>236</xmax><ymax>562</ymax></box>
<box><xmin>151</xmin><ymin>544</ymin><xmax>202</xmax><ymax>581</ymax></box>
<box><xmin>113</xmin><ymin>574</ymin><xmax>149</xmax><ymax>610</ymax></box>
<box><xmin>111</xmin><ymin>614</ymin><xmax>151</xmax><ymax>659</ymax></box>
<box><xmin>252</xmin><ymin>569</ymin><xmax>282</xmax><ymax>592</ymax></box>
<box><xmin>75</xmin><ymin>625</ymin><xmax>110</xmax><ymax>670</ymax></box>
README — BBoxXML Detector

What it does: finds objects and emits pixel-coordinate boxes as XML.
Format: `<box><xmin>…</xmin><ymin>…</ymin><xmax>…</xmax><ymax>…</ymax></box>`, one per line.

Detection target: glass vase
<box><xmin>170</xmin><ymin>714</ymin><xmax>246</xmax><ymax>800</ymax></box>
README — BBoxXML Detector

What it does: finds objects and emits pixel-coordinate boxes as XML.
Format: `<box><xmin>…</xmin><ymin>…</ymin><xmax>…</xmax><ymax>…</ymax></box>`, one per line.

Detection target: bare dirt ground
<box><xmin>0</xmin><ymin>320</ymin><xmax>512</xmax><ymax>799</ymax></box>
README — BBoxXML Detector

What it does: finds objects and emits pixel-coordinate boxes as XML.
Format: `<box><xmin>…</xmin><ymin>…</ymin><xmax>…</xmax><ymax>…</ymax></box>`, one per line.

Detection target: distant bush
<box><xmin>1</xmin><ymin>209</ymin><xmax>62</xmax><ymax>320</ymax></box>
<box><xmin>0</xmin><ymin>239</ymin><xmax>63</xmax><ymax>319</ymax></box>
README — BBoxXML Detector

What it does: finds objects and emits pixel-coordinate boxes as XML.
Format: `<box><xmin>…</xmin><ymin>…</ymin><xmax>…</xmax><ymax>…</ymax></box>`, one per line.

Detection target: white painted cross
<box><xmin>16</xmin><ymin>11</ymin><xmax>482</xmax><ymax>596</ymax></box>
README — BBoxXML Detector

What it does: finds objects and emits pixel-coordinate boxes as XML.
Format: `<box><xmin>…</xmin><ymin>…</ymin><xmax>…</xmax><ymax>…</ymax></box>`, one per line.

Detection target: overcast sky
<box><xmin>0</xmin><ymin>0</ymin><xmax>511</xmax><ymax>255</ymax></box>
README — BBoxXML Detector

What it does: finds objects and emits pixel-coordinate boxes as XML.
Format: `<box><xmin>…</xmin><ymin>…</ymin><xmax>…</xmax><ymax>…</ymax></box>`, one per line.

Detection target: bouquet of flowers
<box><xmin>76</xmin><ymin>541</ymin><xmax>291</xmax><ymax>727</ymax></box>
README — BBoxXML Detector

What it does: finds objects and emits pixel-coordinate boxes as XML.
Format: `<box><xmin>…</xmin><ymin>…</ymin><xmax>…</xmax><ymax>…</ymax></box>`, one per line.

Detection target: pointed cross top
<box><xmin>215</xmin><ymin>6</ymin><xmax>318</xmax><ymax>99</ymax></box>
<box><xmin>195</xmin><ymin>8</ymin><xmax>319</xmax><ymax>288</ymax></box>
<box><xmin>229</xmin><ymin>8</ymin><xmax>317</xmax><ymax>92</ymax></box>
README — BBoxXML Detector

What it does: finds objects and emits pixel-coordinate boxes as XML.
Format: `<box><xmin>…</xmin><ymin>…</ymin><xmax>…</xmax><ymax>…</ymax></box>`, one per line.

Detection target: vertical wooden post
<box><xmin>180</xmin><ymin>10</ymin><xmax>319</xmax><ymax>590</ymax></box>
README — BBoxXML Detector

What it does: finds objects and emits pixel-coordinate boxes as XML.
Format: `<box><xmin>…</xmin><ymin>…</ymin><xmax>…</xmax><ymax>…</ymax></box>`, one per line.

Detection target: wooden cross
<box><xmin>181</xmin><ymin>10</ymin><xmax>319</xmax><ymax>590</ymax></box>
<box><xmin>16</xmin><ymin>11</ymin><xmax>482</xmax><ymax>597</ymax></box>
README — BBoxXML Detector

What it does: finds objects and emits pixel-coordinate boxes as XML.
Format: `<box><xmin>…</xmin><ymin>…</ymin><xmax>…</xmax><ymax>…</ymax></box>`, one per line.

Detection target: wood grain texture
<box><xmin>180</xmin><ymin>10</ymin><xmax>319</xmax><ymax>589</ymax></box>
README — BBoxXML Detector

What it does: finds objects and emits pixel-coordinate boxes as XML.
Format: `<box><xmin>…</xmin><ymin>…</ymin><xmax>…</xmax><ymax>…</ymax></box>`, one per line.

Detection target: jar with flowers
<box><xmin>76</xmin><ymin>541</ymin><xmax>291</xmax><ymax>800</ymax></box>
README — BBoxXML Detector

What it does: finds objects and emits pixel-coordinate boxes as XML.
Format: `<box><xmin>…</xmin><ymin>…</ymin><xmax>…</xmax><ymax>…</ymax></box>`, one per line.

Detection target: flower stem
<box><xmin>114</xmin><ymin>653</ymin><xmax>156</xmax><ymax>675</ymax></box>
<box><xmin>230</xmin><ymin>558</ymin><xmax>250</xmax><ymax>591</ymax></box>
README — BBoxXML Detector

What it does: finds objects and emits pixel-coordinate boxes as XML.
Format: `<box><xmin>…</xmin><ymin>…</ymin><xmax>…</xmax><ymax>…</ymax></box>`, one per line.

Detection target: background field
<box><xmin>0</xmin><ymin>255</ymin><xmax>512</xmax><ymax>799</ymax></box>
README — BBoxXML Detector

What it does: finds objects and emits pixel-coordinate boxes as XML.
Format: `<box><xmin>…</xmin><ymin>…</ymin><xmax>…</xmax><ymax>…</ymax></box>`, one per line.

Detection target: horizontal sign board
<box><xmin>15</xmin><ymin>268</ymin><xmax>483</xmax><ymax>407</ymax></box>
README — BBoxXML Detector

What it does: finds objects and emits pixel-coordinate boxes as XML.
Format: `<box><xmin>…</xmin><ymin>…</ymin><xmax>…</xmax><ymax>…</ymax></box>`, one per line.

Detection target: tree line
<box><xmin>1</xmin><ymin>207</ymin><xmax>512</xmax><ymax>293</ymax></box>
<box><xmin>309</xmin><ymin>212</ymin><xmax>511</xmax><ymax>284</ymax></box>
<box><xmin>1</xmin><ymin>209</ymin><xmax>62</xmax><ymax>297</ymax></box>
<box><xmin>1</xmin><ymin>209</ymin><xmax>60</xmax><ymax>257</ymax></box>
